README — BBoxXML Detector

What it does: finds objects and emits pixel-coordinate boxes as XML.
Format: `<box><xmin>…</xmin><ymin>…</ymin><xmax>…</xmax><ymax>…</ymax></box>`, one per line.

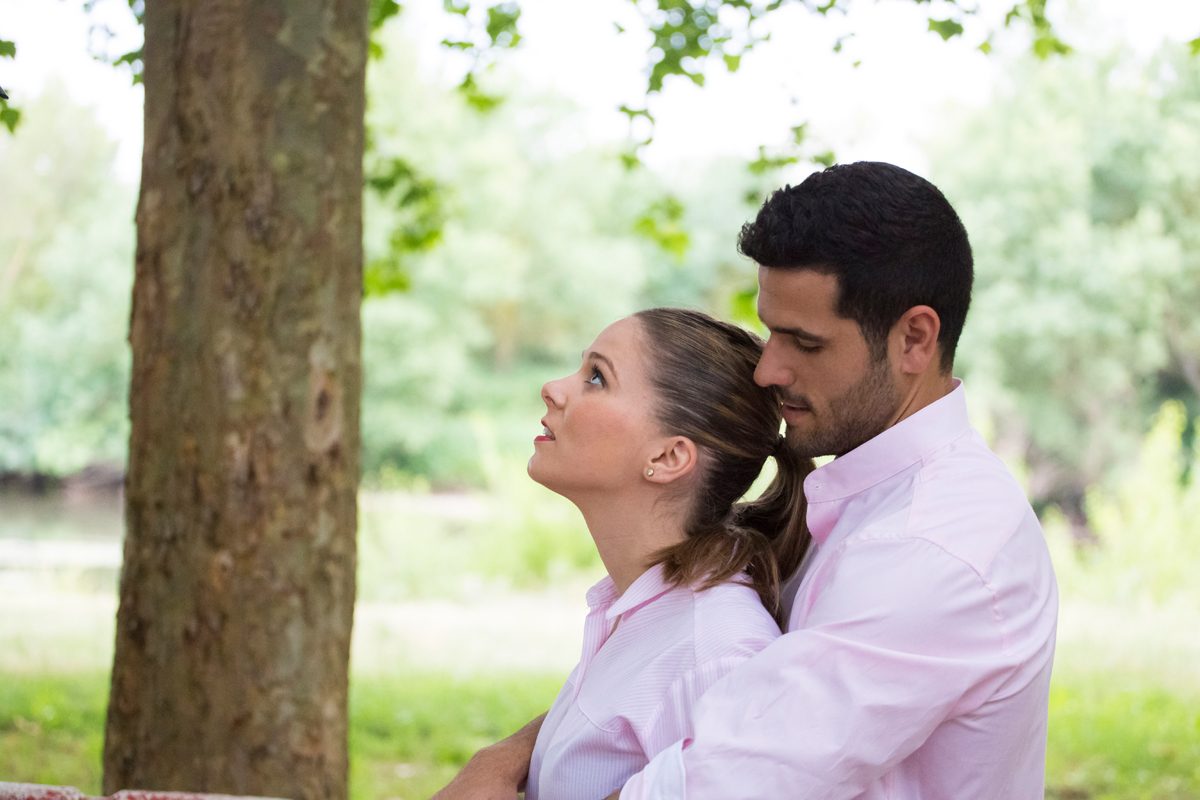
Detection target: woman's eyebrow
<box><xmin>583</xmin><ymin>350</ymin><xmax>619</xmax><ymax>381</ymax></box>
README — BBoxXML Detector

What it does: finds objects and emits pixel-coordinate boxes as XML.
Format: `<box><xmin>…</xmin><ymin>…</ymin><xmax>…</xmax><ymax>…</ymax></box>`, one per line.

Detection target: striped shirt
<box><xmin>526</xmin><ymin>564</ymin><xmax>780</xmax><ymax>800</ymax></box>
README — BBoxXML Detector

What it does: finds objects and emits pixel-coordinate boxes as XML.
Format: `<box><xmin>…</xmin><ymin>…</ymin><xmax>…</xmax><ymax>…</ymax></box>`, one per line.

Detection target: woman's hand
<box><xmin>430</xmin><ymin>712</ymin><xmax>546</xmax><ymax>800</ymax></box>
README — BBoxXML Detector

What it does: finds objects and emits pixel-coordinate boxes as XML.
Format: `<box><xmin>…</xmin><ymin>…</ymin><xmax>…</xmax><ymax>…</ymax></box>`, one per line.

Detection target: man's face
<box><xmin>754</xmin><ymin>266</ymin><xmax>902</xmax><ymax>458</ymax></box>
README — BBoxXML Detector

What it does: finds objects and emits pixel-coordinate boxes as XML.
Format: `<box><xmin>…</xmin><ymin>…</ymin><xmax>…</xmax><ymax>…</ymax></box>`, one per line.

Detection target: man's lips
<box><xmin>781</xmin><ymin>401</ymin><xmax>812</xmax><ymax>422</ymax></box>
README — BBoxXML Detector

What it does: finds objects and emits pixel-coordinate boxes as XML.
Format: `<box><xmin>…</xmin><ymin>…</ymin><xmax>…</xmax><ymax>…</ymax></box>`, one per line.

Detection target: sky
<box><xmin>2</xmin><ymin>0</ymin><xmax>1198</xmax><ymax>183</ymax></box>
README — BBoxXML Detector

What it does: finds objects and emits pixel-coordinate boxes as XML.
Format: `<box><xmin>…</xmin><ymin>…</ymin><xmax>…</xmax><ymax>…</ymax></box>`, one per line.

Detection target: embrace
<box><xmin>436</xmin><ymin>161</ymin><xmax>1058</xmax><ymax>799</ymax></box>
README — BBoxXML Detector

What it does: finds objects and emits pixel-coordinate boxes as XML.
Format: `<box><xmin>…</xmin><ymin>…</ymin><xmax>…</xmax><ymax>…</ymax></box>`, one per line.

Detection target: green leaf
<box><xmin>440</xmin><ymin>39</ymin><xmax>475</xmax><ymax>51</ymax></box>
<box><xmin>617</xmin><ymin>104</ymin><xmax>654</xmax><ymax>122</ymax></box>
<box><xmin>485</xmin><ymin>3</ymin><xmax>522</xmax><ymax>49</ymax></box>
<box><xmin>1032</xmin><ymin>33</ymin><xmax>1071</xmax><ymax>59</ymax></box>
<box><xmin>369</xmin><ymin>0</ymin><xmax>402</xmax><ymax>32</ymax></box>
<box><xmin>747</xmin><ymin>145</ymin><xmax>797</xmax><ymax>175</ymax></box>
<box><xmin>1189</xmin><ymin>37</ymin><xmax>1200</xmax><ymax>57</ymax></box>
<box><xmin>364</xmin><ymin>260</ymin><xmax>413</xmax><ymax>297</ymax></box>
<box><xmin>443</xmin><ymin>0</ymin><xmax>470</xmax><ymax>16</ymax></box>
<box><xmin>633</xmin><ymin>196</ymin><xmax>690</xmax><ymax>260</ymax></box>
<box><xmin>0</xmin><ymin>39</ymin><xmax>16</xmax><ymax>58</ymax></box>
<box><xmin>812</xmin><ymin>150</ymin><xmax>836</xmax><ymax>168</ymax></box>
<box><xmin>722</xmin><ymin>53</ymin><xmax>742</xmax><ymax>72</ymax></box>
<box><xmin>728</xmin><ymin>285</ymin><xmax>760</xmax><ymax>328</ymax></box>
<box><xmin>927</xmin><ymin>18</ymin><xmax>965</xmax><ymax>41</ymax></box>
<box><xmin>458</xmin><ymin>72</ymin><xmax>503</xmax><ymax>112</ymax></box>
<box><xmin>0</xmin><ymin>106</ymin><xmax>20</xmax><ymax>133</ymax></box>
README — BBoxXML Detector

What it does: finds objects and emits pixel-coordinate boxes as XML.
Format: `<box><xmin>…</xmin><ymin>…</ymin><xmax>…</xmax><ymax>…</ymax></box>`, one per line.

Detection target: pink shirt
<box><xmin>526</xmin><ymin>565</ymin><xmax>780</xmax><ymax>800</ymax></box>
<box><xmin>621</xmin><ymin>381</ymin><xmax>1059</xmax><ymax>800</ymax></box>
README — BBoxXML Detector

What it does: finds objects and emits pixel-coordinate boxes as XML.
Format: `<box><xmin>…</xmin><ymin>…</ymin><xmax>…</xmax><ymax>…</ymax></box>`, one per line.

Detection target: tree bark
<box><xmin>103</xmin><ymin>2</ymin><xmax>366</xmax><ymax>798</ymax></box>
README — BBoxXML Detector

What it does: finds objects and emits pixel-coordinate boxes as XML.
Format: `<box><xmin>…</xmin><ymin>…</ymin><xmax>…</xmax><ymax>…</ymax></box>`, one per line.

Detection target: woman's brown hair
<box><xmin>634</xmin><ymin>307</ymin><xmax>813</xmax><ymax>623</ymax></box>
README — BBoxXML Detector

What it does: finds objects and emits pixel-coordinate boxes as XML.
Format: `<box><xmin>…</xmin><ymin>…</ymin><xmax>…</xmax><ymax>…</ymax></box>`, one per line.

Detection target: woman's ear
<box><xmin>645</xmin><ymin>436</ymin><xmax>698</xmax><ymax>485</ymax></box>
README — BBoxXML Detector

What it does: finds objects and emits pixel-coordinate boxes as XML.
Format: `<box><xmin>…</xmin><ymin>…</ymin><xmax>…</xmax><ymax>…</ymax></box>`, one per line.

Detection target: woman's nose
<box><xmin>542</xmin><ymin>377</ymin><xmax>566</xmax><ymax>408</ymax></box>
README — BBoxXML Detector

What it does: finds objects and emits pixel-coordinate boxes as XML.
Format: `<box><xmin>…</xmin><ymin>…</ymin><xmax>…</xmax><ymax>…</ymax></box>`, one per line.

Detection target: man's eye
<box><xmin>795</xmin><ymin>341</ymin><xmax>822</xmax><ymax>354</ymax></box>
<box><xmin>586</xmin><ymin>367</ymin><xmax>606</xmax><ymax>387</ymax></box>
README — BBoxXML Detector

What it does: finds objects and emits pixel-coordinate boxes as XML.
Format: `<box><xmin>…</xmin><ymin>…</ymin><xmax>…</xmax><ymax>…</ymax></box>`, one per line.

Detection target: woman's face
<box><xmin>528</xmin><ymin>317</ymin><xmax>666</xmax><ymax>499</ymax></box>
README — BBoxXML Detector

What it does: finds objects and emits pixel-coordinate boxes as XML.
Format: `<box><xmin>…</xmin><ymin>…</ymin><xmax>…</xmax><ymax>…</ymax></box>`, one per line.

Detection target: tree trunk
<box><xmin>103</xmin><ymin>2</ymin><xmax>366</xmax><ymax>798</ymax></box>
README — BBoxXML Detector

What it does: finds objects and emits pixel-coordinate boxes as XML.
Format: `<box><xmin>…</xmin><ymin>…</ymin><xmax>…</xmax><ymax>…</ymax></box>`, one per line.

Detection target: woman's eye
<box><xmin>586</xmin><ymin>367</ymin><xmax>606</xmax><ymax>387</ymax></box>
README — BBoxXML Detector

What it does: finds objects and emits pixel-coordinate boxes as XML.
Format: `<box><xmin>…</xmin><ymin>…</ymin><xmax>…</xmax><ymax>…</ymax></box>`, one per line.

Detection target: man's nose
<box><xmin>754</xmin><ymin>338</ymin><xmax>792</xmax><ymax>388</ymax></box>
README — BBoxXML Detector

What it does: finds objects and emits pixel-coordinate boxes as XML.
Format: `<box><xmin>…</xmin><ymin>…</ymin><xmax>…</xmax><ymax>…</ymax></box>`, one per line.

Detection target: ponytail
<box><xmin>730</xmin><ymin>441</ymin><xmax>814</xmax><ymax>622</ymax></box>
<box><xmin>652</xmin><ymin>443</ymin><xmax>812</xmax><ymax>626</ymax></box>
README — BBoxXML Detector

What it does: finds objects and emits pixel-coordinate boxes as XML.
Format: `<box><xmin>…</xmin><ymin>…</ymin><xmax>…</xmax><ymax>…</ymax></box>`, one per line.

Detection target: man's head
<box><xmin>740</xmin><ymin>161</ymin><xmax>973</xmax><ymax>458</ymax></box>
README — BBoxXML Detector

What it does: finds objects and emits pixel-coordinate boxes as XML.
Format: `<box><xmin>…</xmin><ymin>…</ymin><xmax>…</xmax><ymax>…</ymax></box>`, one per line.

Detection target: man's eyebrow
<box><xmin>583</xmin><ymin>350</ymin><xmax>619</xmax><ymax>380</ymax></box>
<box><xmin>765</xmin><ymin>323</ymin><xmax>829</xmax><ymax>344</ymax></box>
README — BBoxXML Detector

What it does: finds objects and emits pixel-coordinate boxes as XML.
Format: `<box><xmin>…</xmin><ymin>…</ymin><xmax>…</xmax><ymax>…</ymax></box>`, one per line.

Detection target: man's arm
<box><xmin>619</xmin><ymin>536</ymin><xmax>1056</xmax><ymax>798</ymax></box>
<box><xmin>432</xmin><ymin>712</ymin><xmax>546</xmax><ymax>800</ymax></box>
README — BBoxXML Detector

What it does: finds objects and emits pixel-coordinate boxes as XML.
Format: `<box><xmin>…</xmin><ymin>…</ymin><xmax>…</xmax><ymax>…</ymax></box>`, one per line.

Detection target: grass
<box><xmin>0</xmin><ymin>671</ymin><xmax>562</xmax><ymax>799</ymax></box>
<box><xmin>1</xmin><ymin>667</ymin><xmax>1196</xmax><ymax>799</ymax></box>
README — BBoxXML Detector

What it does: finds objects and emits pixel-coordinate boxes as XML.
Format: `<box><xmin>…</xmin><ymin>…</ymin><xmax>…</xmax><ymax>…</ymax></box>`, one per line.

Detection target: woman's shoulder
<box><xmin>687</xmin><ymin>577</ymin><xmax>781</xmax><ymax>663</ymax></box>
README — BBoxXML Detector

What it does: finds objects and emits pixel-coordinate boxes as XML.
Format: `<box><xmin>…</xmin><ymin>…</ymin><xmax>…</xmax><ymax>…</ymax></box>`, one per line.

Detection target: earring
<box><xmin>645</xmin><ymin>468</ymin><xmax>655</xmax><ymax>477</ymax></box>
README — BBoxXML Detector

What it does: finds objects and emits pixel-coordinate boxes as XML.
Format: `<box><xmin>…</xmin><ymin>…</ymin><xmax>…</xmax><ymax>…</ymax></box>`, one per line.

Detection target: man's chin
<box><xmin>783</xmin><ymin>426</ymin><xmax>835</xmax><ymax>460</ymax></box>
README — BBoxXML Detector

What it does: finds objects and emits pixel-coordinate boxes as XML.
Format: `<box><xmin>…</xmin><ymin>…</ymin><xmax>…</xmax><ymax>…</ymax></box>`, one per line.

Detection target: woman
<box><xmin>524</xmin><ymin>307</ymin><xmax>812</xmax><ymax>800</ymax></box>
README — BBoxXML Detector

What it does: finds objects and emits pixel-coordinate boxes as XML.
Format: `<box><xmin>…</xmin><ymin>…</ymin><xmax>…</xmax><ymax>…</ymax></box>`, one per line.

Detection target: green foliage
<box><xmin>81</xmin><ymin>0</ymin><xmax>145</xmax><ymax>85</ymax></box>
<box><xmin>0</xmin><ymin>38</ymin><xmax>16</xmax><ymax>132</ymax></box>
<box><xmin>927</xmin><ymin>18</ymin><xmax>964</xmax><ymax>42</ymax></box>
<box><xmin>0</xmin><ymin>105</ymin><xmax>19</xmax><ymax>134</ymax></box>
<box><xmin>0</xmin><ymin>84</ymin><xmax>134</xmax><ymax>475</ymax></box>
<box><xmin>1047</xmin><ymin>402</ymin><xmax>1200</xmax><ymax>607</ymax></box>
<box><xmin>633</xmin><ymin>195</ymin><xmax>690</xmax><ymax>260</ymax></box>
<box><xmin>474</xmin><ymin>442</ymin><xmax>599</xmax><ymax>586</ymax></box>
<box><xmin>360</xmin><ymin>31</ymin><xmax>751</xmax><ymax>485</ymax></box>
<box><xmin>363</xmin><ymin>156</ymin><xmax>445</xmax><ymax>296</ymax></box>
<box><xmin>934</xmin><ymin>44</ymin><xmax>1200</xmax><ymax>515</ymax></box>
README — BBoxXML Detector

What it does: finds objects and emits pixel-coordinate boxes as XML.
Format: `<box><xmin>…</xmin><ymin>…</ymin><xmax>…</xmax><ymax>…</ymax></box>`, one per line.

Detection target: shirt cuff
<box><xmin>621</xmin><ymin>739</ymin><xmax>687</xmax><ymax>799</ymax></box>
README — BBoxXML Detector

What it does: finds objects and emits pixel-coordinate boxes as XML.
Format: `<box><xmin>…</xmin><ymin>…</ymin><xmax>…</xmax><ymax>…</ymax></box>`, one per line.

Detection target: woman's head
<box><xmin>529</xmin><ymin>308</ymin><xmax>811</xmax><ymax>620</ymax></box>
<box><xmin>528</xmin><ymin>316</ymin><xmax>673</xmax><ymax>498</ymax></box>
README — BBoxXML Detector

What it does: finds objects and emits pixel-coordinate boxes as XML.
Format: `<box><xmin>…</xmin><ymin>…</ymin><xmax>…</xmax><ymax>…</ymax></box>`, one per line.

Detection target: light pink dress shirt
<box><xmin>526</xmin><ymin>564</ymin><xmax>780</xmax><ymax>800</ymax></box>
<box><xmin>621</xmin><ymin>381</ymin><xmax>1059</xmax><ymax>800</ymax></box>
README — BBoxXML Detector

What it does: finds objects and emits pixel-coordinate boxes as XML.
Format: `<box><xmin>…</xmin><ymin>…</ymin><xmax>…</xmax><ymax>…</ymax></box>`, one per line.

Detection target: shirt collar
<box><xmin>803</xmin><ymin>379</ymin><xmax>972</xmax><ymax>545</ymax></box>
<box><xmin>585</xmin><ymin>563</ymin><xmax>674</xmax><ymax>622</ymax></box>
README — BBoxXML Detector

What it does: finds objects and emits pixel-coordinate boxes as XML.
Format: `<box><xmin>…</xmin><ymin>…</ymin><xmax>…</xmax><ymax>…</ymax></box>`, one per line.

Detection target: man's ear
<box><xmin>893</xmin><ymin>305</ymin><xmax>941</xmax><ymax>376</ymax></box>
<box><xmin>645</xmin><ymin>436</ymin><xmax>699</xmax><ymax>485</ymax></box>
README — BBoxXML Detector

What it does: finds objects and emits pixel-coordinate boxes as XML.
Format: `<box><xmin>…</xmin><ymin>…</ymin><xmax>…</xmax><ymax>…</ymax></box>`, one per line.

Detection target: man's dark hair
<box><xmin>738</xmin><ymin>161</ymin><xmax>973</xmax><ymax>373</ymax></box>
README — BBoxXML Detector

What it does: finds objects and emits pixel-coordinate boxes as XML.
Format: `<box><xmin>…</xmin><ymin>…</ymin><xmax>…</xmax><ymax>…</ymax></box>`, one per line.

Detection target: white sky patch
<box><xmin>2</xmin><ymin>0</ymin><xmax>1197</xmax><ymax>185</ymax></box>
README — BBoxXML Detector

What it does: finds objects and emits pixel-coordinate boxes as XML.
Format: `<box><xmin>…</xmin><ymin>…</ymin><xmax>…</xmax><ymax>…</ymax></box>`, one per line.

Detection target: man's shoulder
<box><xmin>903</xmin><ymin>430</ymin><xmax>1045</xmax><ymax>576</ymax></box>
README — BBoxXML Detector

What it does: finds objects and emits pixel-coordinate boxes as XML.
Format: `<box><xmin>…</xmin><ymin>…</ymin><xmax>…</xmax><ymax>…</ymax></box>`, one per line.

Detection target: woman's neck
<box><xmin>574</xmin><ymin>490</ymin><xmax>686</xmax><ymax>595</ymax></box>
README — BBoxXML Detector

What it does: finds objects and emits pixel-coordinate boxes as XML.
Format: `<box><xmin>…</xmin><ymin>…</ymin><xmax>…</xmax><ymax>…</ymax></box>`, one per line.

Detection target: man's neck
<box><xmin>888</xmin><ymin>372</ymin><xmax>956</xmax><ymax>429</ymax></box>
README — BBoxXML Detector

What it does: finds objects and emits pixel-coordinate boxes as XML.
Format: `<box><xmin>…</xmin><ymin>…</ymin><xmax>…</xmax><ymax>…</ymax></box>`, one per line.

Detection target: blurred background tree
<box><xmin>937</xmin><ymin>44</ymin><xmax>1200</xmax><ymax>540</ymax></box>
<box><xmin>0</xmin><ymin>84</ymin><xmax>134</xmax><ymax>477</ymax></box>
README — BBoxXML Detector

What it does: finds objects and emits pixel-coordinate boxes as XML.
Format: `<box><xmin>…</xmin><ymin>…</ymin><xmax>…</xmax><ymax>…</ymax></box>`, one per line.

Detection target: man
<box><xmin>436</xmin><ymin>161</ymin><xmax>1058</xmax><ymax>799</ymax></box>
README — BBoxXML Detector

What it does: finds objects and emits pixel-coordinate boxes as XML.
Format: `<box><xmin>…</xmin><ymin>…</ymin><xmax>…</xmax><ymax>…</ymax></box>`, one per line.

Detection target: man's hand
<box><xmin>431</xmin><ymin>712</ymin><xmax>546</xmax><ymax>800</ymax></box>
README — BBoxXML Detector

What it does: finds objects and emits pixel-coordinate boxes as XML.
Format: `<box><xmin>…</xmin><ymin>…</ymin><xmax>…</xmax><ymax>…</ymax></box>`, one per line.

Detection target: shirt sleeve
<box><xmin>621</xmin><ymin>536</ymin><xmax>1022</xmax><ymax>800</ymax></box>
<box><xmin>637</xmin><ymin>655</ymin><xmax>755</xmax><ymax>759</ymax></box>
